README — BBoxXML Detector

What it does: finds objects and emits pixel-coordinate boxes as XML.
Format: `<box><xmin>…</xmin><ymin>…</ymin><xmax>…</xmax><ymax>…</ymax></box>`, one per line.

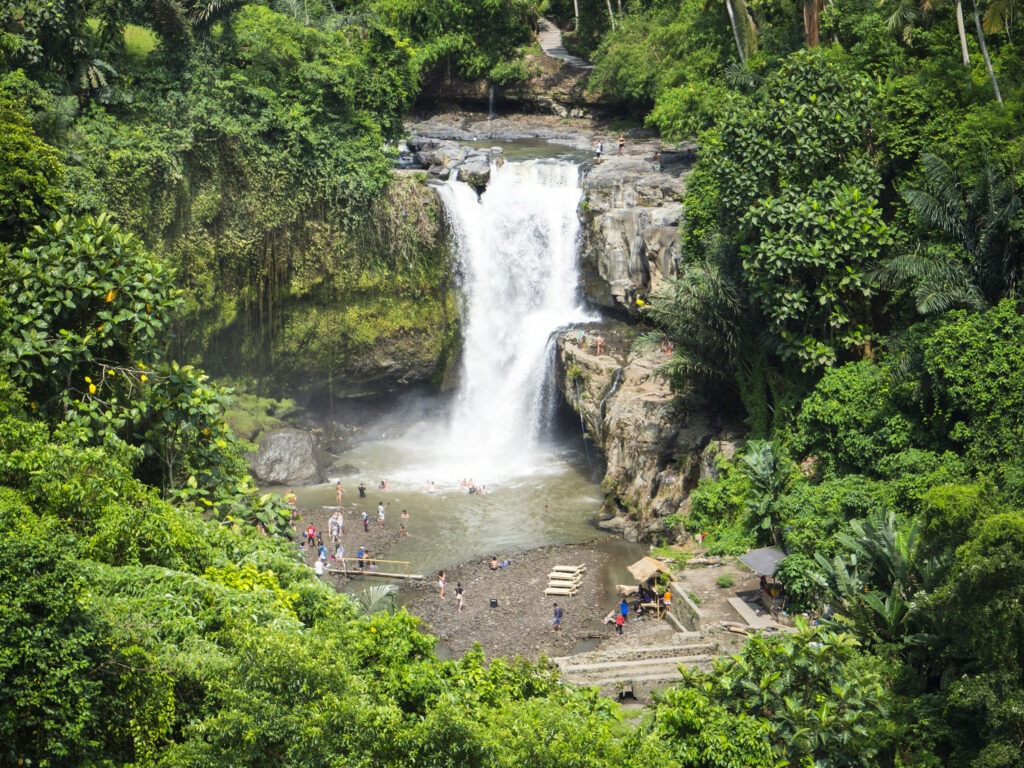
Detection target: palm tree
<box><xmin>740</xmin><ymin>440</ymin><xmax>798</xmax><ymax>547</ymax></box>
<box><xmin>703</xmin><ymin>0</ymin><xmax>757</xmax><ymax>64</ymax></box>
<box><xmin>638</xmin><ymin>250</ymin><xmax>748</xmax><ymax>385</ymax></box>
<box><xmin>814</xmin><ymin>510</ymin><xmax>919</xmax><ymax>644</ymax></box>
<box><xmin>887</xmin><ymin>0</ymin><xmax>971</xmax><ymax>68</ymax></box>
<box><xmin>971</xmin><ymin>0</ymin><xmax>1003</xmax><ymax>101</ymax></box>
<box><xmin>983</xmin><ymin>0</ymin><xmax>1019</xmax><ymax>41</ymax></box>
<box><xmin>889</xmin><ymin>153</ymin><xmax>1022</xmax><ymax>312</ymax></box>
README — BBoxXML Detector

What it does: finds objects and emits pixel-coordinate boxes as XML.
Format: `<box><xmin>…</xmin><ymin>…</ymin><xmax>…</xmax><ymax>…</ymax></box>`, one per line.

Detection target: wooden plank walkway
<box><xmin>329</xmin><ymin>568</ymin><xmax>425</xmax><ymax>580</ymax></box>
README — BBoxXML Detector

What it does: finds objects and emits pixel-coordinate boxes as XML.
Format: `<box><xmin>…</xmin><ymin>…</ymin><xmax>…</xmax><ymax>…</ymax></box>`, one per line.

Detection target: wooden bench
<box><xmin>551</xmin><ymin>564</ymin><xmax>586</xmax><ymax>574</ymax></box>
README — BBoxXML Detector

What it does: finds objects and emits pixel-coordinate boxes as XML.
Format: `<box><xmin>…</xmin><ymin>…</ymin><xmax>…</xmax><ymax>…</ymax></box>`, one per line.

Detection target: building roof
<box><xmin>627</xmin><ymin>556</ymin><xmax>671</xmax><ymax>582</ymax></box>
<box><xmin>739</xmin><ymin>546</ymin><xmax>787</xmax><ymax>576</ymax></box>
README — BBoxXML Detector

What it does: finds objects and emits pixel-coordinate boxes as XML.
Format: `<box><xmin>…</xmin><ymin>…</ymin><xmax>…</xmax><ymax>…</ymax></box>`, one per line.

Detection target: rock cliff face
<box><xmin>555</xmin><ymin>324</ymin><xmax>741</xmax><ymax>542</ymax></box>
<box><xmin>416</xmin><ymin>47</ymin><xmax>617</xmax><ymax>118</ymax></box>
<box><xmin>578</xmin><ymin>148</ymin><xmax>696</xmax><ymax>313</ymax></box>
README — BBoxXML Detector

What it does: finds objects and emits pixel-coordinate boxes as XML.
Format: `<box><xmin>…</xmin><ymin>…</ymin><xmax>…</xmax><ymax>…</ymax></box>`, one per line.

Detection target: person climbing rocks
<box><xmin>595</xmin><ymin>141</ymin><xmax>603</xmax><ymax>163</ymax></box>
<box><xmin>617</xmin><ymin>134</ymin><xmax>625</xmax><ymax>155</ymax></box>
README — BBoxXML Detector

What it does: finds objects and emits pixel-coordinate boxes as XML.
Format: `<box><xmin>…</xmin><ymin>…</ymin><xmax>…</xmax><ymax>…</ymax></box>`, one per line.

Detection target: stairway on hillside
<box><xmin>537</xmin><ymin>19</ymin><xmax>594</xmax><ymax>70</ymax></box>
<box><xmin>550</xmin><ymin>637</ymin><xmax>717</xmax><ymax>695</ymax></box>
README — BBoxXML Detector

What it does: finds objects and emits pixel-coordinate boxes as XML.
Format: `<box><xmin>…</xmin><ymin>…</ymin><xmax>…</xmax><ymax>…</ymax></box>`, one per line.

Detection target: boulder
<box><xmin>453</xmin><ymin>152</ymin><xmax>492</xmax><ymax>192</ymax></box>
<box><xmin>248</xmin><ymin>428</ymin><xmax>325</xmax><ymax>485</ymax></box>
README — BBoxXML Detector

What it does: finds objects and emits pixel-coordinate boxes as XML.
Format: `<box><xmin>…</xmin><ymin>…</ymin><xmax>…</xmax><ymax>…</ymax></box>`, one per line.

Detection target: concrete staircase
<box><xmin>726</xmin><ymin>597</ymin><xmax>778</xmax><ymax>629</ymax></box>
<box><xmin>550</xmin><ymin>639</ymin><xmax>716</xmax><ymax>693</ymax></box>
<box><xmin>537</xmin><ymin>19</ymin><xmax>594</xmax><ymax>70</ymax></box>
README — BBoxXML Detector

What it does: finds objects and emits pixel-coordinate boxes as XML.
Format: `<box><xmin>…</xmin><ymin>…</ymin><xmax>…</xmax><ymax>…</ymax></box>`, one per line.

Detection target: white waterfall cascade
<box><xmin>432</xmin><ymin>156</ymin><xmax>594</xmax><ymax>482</ymax></box>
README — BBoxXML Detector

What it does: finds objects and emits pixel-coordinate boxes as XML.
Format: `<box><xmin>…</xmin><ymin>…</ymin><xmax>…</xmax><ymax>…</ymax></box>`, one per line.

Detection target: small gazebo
<box><xmin>627</xmin><ymin>555</ymin><xmax>671</xmax><ymax>583</ymax></box>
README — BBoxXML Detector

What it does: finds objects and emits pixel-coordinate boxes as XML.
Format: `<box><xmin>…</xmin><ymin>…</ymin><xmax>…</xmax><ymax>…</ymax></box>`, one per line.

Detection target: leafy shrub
<box><xmin>774</xmin><ymin>554</ymin><xmax>823</xmax><ymax>613</ymax></box>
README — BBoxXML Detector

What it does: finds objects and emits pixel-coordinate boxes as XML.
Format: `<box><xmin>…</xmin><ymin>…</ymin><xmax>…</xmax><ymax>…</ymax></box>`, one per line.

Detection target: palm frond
<box><xmin>354</xmin><ymin>584</ymin><xmax>398</xmax><ymax>616</ymax></box>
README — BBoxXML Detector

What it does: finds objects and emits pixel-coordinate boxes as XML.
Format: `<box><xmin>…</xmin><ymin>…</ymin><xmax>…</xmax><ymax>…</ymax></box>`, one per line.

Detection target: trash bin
<box><xmin>489</xmin><ymin>598</ymin><xmax>498</xmax><ymax>608</ymax></box>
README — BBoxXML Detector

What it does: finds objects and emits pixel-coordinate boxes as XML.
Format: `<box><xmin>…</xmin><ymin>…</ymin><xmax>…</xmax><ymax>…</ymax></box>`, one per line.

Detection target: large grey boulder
<box><xmin>452</xmin><ymin>151</ymin><xmax>493</xmax><ymax>192</ymax></box>
<box><xmin>248</xmin><ymin>428</ymin><xmax>325</xmax><ymax>485</ymax></box>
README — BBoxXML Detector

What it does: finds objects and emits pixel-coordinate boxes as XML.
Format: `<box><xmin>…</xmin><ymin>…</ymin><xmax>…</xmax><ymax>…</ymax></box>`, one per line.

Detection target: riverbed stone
<box><xmin>454</xmin><ymin>152</ymin><xmax>492</xmax><ymax>192</ymax></box>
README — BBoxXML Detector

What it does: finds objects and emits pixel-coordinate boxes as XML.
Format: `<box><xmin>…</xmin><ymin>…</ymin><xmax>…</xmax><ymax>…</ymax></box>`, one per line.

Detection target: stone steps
<box><xmin>582</xmin><ymin>665</ymin><xmax>714</xmax><ymax>687</ymax></box>
<box><xmin>558</xmin><ymin>653</ymin><xmax>712</xmax><ymax>674</ymax></box>
<box><xmin>551</xmin><ymin>641</ymin><xmax>717</xmax><ymax>690</ymax></box>
<box><xmin>727</xmin><ymin>597</ymin><xmax>777</xmax><ymax>628</ymax></box>
<box><xmin>552</xmin><ymin>642</ymin><xmax>712</xmax><ymax>666</ymax></box>
<box><xmin>553</xmin><ymin>651</ymin><xmax>715</xmax><ymax>689</ymax></box>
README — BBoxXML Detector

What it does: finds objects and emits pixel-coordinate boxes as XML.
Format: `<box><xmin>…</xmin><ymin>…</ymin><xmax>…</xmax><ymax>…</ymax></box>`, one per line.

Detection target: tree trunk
<box><xmin>803</xmin><ymin>0</ymin><xmax>822</xmax><ymax>47</ymax></box>
<box><xmin>972</xmin><ymin>0</ymin><xmax>1003</xmax><ymax>102</ymax></box>
<box><xmin>605</xmin><ymin>0</ymin><xmax>616</xmax><ymax>31</ymax></box>
<box><xmin>573</xmin><ymin>0</ymin><xmax>579</xmax><ymax>30</ymax></box>
<box><xmin>956</xmin><ymin>0</ymin><xmax>971</xmax><ymax>67</ymax></box>
<box><xmin>725</xmin><ymin>0</ymin><xmax>746</xmax><ymax>64</ymax></box>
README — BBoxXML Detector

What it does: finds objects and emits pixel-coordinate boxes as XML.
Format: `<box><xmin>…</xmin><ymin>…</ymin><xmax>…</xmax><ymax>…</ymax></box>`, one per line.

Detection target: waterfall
<box><xmin>433</xmin><ymin>156</ymin><xmax>593</xmax><ymax>481</ymax></box>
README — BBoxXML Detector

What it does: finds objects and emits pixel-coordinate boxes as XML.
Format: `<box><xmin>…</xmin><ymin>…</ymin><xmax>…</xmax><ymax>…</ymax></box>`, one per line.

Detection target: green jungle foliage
<box><xmin>3</xmin><ymin>0</ymin><xmax>1024</xmax><ymax>764</ymax></box>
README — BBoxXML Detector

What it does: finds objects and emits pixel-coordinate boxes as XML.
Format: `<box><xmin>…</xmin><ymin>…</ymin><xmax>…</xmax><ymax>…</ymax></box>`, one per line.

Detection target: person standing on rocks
<box><xmin>594</xmin><ymin>141</ymin><xmax>603</xmax><ymax>163</ymax></box>
<box><xmin>362</xmin><ymin>510</ymin><xmax>369</xmax><ymax>532</ymax></box>
<box><xmin>552</xmin><ymin>602</ymin><xmax>563</xmax><ymax>632</ymax></box>
<box><xmin>620</xmin><ymin>597</ymin><xmax>629</xmax><ymax>623</ymax></box>
<box><xmin>455</xmin><ymin>582</ymin><xmax>464</xmax><ymax>612</ymax></box>
<box><xmin>438</xmin><ymin>571</ymin><xmax>447</xmax><ymax>599</ymax></box>
<box><xmin>615</xmin><ymin>612</ymin><xmax>625</xmax><ymax>635</ymax></box>
<box><xmin>617</xmin><ymin>134</ymin><xmax>625</xmax><ymax>155</ymax></box>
